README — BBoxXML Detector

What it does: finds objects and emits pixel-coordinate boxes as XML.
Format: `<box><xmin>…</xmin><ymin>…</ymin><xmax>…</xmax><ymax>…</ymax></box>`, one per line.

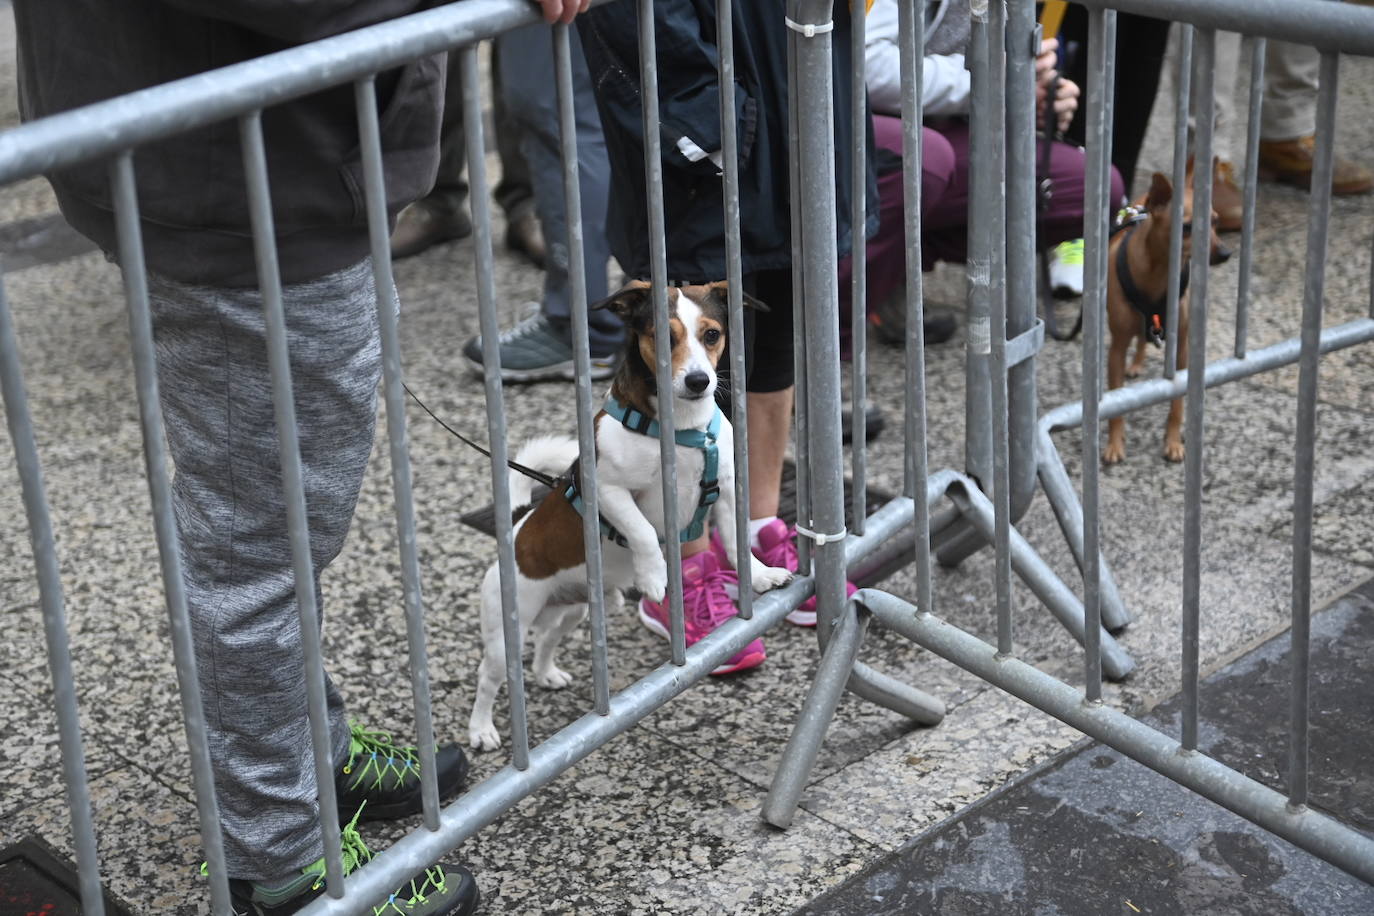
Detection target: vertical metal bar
<box><xmin>717</xmin><ymin>0</ymin><xmax>754</xmax><ymax>616</ymax></box>
<box><xmin>1236</xmin><ymin>36</ymin><xmax>1267</xmax><ymax>359</ymax></box>
<box><xmin>1080</xmin><ymin>8</ymin><xmax>1113</xmax><ymax>703</ymax></box>
<box><xmin>239</xmin><ymin>109</ymin><xmax>345</xmax><ymax>893</ymax></box>
<box><xmin>1003</xmin><ymin>0</ymin><xmax>1041</xmax><ymax>533</ymax></box>
<box><xmin>1290</xmin><ymin>51</ymin><xmax>1339</xmax><ymax>810</ymax></box>
<box><xmin>552</xmin><ymin>25</ymin><xmax>611</xmax><ymax>711</ymax></box>
<box><xmin>789</xmin><ymin>9</ymin><xmax>812</xmax><ymax>579</ymax></box>
<box><xmin>1181</xmin><ymin>29</ymin><xmax>1217</xmax><ymax>752</ymax></box>
<box><xmin>791</xmin><ymin>0</ymin><xmax>847</xmax><ymax>637</ymax></box>
<box><xmin>964</xmin><ymin>3</ymin><xmax>993</xmax><ymax>507</ymax></box>
<box><xmin>354</xmin><ymin>77</ymin><xmax>441</xmax><ymax>825</ymax></box>
<box><xmin>0</xmin><ymin>300</ymin><xmax>106</xmax><ymax>916</ymax></box>
<box><xmin>898</xmin><ymin>0</ymin><xmax>931</xmax><ymax>615</ymax></box>
<box><xmin>459</xmin><ymin>47</ymin><xmax>531</xmax><ymax>767</ymax></box>
<box><xmin>849</xmin><ymin>0</ymin><xmax>868</xmax><ymax>537</ymax></box>
<box><xmin>1165</xmin><ymin>24</ymin><xmax>1193</xmax><ymax>380</ymax></box>
<box><xmin>988</xmin><ymin>0</ymin><xmax>1013</xmax><ymax>658</ymax></box>
<box><xmin>636</xmin><ymin>0</ymin><xmax>687</xmax><ymax>663</ymax></box>
<box><xmin>109</xmin><ymin>153</ymin><xmax>231</xmax><ymax>910</ymax></box>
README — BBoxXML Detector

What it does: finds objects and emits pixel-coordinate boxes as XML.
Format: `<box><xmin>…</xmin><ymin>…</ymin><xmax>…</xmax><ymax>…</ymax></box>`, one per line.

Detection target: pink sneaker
<box><xmin>638</xmin><ymin>550</ymin><xmax>766</xmax><ymax>675</ymax></box>
<box><xmin>749</xmin><ymin>518</ymin><xmax>856</xmax><ymax>627</ymax></box>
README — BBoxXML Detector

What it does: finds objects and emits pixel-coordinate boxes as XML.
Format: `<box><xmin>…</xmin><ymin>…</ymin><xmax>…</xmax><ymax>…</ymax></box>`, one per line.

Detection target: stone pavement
<box><xmin>0</xmin><ymin>12</ymin><xmax>1371</xmax><ymax>916</ymax></box>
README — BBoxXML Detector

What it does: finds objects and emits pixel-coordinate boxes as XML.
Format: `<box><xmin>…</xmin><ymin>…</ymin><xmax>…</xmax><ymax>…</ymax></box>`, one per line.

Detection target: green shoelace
<box><xmin>201</xmin><ymin>803</ymin><xmax>449</xmax><ymax>914</ymax></box>
<box><xmin>342</xmin><ymin>722</ymin><xmax>422</xmax><ymax>792</ymax></box>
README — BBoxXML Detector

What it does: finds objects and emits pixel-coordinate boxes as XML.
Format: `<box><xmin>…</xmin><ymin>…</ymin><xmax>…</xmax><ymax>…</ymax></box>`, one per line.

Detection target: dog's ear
<box><xmin>591</xmin><ymin>282</ymin><xmax>654</xmax><ymax>320</ymax></box>
<box><xmin>704</xmin><ymin>281</ymin><xmax>772</xmax><ymax>314</ymax></box>
<box><xmin>1145</xmin><ymin>172</ymin><xmax>1173</xmax><ymax>212</ymax></box>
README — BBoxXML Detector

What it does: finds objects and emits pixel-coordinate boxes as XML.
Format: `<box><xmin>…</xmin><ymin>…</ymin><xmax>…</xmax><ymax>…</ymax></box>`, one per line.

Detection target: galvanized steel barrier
<box><xmin>4</xmin><ymin>1</ymin><xmax>1374</xmax><ymax>914</ymax></box>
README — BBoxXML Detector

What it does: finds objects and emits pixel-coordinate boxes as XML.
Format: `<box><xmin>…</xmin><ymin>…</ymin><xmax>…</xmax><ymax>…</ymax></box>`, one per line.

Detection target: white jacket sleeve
<box><xmin>865</xmin><ymin>0</ymin><xmax>972</xmax><ymax>118</ymax></box>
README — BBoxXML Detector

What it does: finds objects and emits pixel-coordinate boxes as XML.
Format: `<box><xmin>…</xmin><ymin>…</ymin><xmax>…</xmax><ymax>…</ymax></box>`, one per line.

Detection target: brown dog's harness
<box><xmin>1113</xmin><ymin>206</ymin><xmax>1190</xmax><ymax>348</ymax></box>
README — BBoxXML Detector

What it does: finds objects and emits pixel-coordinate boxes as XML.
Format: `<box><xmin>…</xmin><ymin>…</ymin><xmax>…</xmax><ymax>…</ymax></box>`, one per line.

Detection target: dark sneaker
<box><xmin>224</xmin><ymin>807</ymin><xmax>480</xmax><ymax>916</ymax></box>
<box><xmin>335</xmin><ymin>722</ymin><xmax>469</xmax><ymax>823</ymax></box>
<box><xmin>504</xmin><ymin>200</ymin><xmax>547</xmax><ymax>269</ymax></box>
<box><xmin>462</xmin><ymin>307</ymin><xmax>616</xmax><ymax>383</ymax></box>
<box><xmin>391</xmin><ymin>200</ymin><xmax>473</xmax><ymax>260</ymax></box>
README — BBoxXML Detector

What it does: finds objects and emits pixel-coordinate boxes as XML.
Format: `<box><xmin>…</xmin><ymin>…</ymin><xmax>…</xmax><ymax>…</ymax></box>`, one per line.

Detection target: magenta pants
<box><xmin>840</xmin><ymin>114</ymin><xmax>1125</xmax><ymax>335</ymax></box>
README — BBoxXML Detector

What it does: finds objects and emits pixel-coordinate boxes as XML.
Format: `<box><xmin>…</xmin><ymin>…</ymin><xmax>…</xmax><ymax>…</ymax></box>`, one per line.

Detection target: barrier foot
<box><xmin>932</xmin><ymin>518</ymin><xmax>986</xmax><ymax>568</ymax></box>
<box><xmin>950</xmin><ymin>482</ymin><xmax>1136</xmax><ymax>680</ymax></box>
<box><xmin>763</xmin><ymin>601</ymin><xmax>872</xmax><ymax>829</ymax></box>
<box><xmin>1036</xmin><ymin>430</ymin><xmax>1133</xmax><ymax>631</ymax></box>
<box><xmin>846</xmin><ymin>662</ymin><xmax>946</xmax><ymax>725</ymax></box>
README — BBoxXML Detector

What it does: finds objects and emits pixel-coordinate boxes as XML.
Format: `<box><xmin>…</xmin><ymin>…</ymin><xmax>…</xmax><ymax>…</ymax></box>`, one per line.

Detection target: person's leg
<box><xmin>464</xmin><ymin>22</ymin><xmax>618</xmax><ymax>382</ymax></box>
<box><xmin>392</xmin><ymin>55</ymin><xmax>473</xmax><ymax>258</ymax></box>
<box><xmin>1261</xmin><ymin>41</ymin><xmax>1318</xmax><ymax>142</ymax></box>
<box><xmin>491</xmin><ymin>39</ymin><xmax>547</xmax><ymax>267</ymax></box>
<box><xmin>841</xmin><ymin>118</ymin><xmax>957</xmax><ymax>345</ymax></box>
<box><xmin>1039</xmin><ymin>139</ymin><xmax>1126</xmax><ymax>248</ymax></box>
<box><xmin>149</xmin><ymin>260</ymin><xmax>380</xmax><ymax>880</ymax></box>
<box><xmin>1257</xmin><ymin>41</ymin><xmax>1372</xmax><ymax>194</ymax></box>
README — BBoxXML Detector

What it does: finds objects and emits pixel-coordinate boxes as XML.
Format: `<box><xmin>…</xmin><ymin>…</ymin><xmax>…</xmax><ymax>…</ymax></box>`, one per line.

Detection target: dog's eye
<box><xmin>702</xmin><ymin>328</ymin><xmax>722</xmax><ymax>346</ymax></box>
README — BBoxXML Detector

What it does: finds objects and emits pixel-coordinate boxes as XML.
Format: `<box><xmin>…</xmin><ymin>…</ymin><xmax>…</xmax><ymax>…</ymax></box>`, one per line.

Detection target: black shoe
<box><xmin>870</xmin><ymin>289</ymin><xmax>959</xmax><ymax>347</ymax></box>
<box><xmin>391</xmin><ymin>200</ymin><xmax>473</xmax><ymax>260</ymax></box>
<box><xmin>921</xmin><ymin>310</ymin><xmax>958</xmax><ymax>345</ymax></box>
<box><xmin>335</xmin><ymin>723</ymin><xmax>469</xmax><ymax>823</ymax></box>
<box><xmin>841</xmin><ymin>404</ymin><xmax>886</xmax><ymax>445</ymax></box>
<box><xmin>226</xmin><ymin>809</ymin><xmax>480</xmax><ymax>915</ymax></box>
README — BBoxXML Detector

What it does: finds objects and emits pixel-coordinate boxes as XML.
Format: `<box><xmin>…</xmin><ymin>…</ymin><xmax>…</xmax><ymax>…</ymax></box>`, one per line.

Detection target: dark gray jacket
<box><xmin>14</xmin><ymin>0</ymin><xmax>443</xmax><ymax>286</ymax></box>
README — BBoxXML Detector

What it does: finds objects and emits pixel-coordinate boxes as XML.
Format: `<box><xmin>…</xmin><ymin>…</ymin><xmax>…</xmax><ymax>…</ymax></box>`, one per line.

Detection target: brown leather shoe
<box><xmin>1211</xmin><ymin>159</ymin><xmax>1243</xmax><ymax>232</ymax></box>
<box><xmin>504</xmin><ymin>202</ymin><xmax>546</xmax><ymax>270</ymax></box>
<box><xmin>391</xmin><ymin>199</ymin><xmax>472</xmax><ymax>260</ymax></box>
<box><xmin>1257</xmin><ymin>135</ymin><xmax>1374</xmax><ymax>196</ymax></box>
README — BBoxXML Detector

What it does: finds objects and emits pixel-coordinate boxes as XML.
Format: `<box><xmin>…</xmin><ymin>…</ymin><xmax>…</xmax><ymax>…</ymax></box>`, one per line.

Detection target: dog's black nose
<box><xmin>684</xmin><ymin>370</ymin><xmax>710</xmax><ymax>393</ymax></box>
<box><xmin>1211</xmin><ymin>243</ymin><xmax>1232</xmax><ymax>265</ymax></box>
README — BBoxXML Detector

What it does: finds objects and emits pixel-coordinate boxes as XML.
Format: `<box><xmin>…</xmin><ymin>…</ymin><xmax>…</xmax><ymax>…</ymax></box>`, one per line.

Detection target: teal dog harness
<box><xmin>564</xmin><ymin>396</ymin><xmax>722</xmax><ymax>546</ymax></box>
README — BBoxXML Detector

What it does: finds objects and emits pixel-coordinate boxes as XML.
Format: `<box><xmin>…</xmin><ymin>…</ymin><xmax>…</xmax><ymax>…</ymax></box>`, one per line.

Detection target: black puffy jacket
<box><xmin>14</xmin><ymin>0</ymin><xmax>443</xmax><ymax>287</ymax></box>
<box><xmin>578</xmin><ymin>0</ymin><xmax>878</xmax><ymax>284</ymax></box>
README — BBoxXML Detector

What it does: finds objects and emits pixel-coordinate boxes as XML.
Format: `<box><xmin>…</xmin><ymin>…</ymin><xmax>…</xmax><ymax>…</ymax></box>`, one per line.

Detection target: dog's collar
<box><xmin>1114</xmin><ymin>221</ymin><xmax>1190</xmax><ymax>348</ymax></box>
<box><xmin>564</xmin><ymin>397</ymin><xmax>723</xmax><ymax>545</ymax></box>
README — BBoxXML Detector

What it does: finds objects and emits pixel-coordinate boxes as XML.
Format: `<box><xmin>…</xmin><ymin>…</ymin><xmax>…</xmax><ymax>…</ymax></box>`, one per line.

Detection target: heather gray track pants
<box><xmin>149</xmin><ymin>258</ymin><xmax>379</xmax><ymax>880</ymax></box>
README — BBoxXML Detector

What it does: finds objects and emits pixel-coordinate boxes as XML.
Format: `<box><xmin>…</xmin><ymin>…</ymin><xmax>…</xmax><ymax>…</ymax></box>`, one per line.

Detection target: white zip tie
<box><xmin>795</xmin><ymin>522</ymin><xmax>847</xmax><ymax>546</ymax></box>
<box><xmin>784</xmin><ymin>16</ymin><xmax>833</xmax><ymax>38</ymax></box>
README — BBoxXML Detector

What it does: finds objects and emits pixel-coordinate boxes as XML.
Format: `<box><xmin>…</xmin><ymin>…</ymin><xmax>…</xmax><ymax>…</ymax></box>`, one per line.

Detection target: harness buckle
<box><xmin>698</xmin><ymin>481</ymin><xmax>720</xmax><ymax>508</ymax></box>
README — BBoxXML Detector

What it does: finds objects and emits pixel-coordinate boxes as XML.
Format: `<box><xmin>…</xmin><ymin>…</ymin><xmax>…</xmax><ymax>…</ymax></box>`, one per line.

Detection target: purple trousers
<box><xmin>840</xmin><ymin>114</ymin><xmax>1125</xmax><ymax>337</ymax></box>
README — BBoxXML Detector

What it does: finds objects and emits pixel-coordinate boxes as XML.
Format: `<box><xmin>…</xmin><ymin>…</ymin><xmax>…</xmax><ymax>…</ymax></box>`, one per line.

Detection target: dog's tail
<box><xmin>509</xmin><ymin>435</ymin><xmax>580</xmax><ymax>507</ymax></box>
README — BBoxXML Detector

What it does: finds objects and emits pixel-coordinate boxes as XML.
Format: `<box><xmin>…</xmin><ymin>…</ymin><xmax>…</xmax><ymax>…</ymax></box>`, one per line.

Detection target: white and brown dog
<box><xmin>467</xmin><ymin>281</ymin><xmax>793</xmax><ymax>751</ymax></box>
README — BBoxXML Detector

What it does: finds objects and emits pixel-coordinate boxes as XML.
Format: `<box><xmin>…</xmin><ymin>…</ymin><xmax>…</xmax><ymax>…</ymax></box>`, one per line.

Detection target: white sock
<box><xmin>748</xmin><ymin>515</ymin><xmax>778</xmax><ymax>551</ymax></box>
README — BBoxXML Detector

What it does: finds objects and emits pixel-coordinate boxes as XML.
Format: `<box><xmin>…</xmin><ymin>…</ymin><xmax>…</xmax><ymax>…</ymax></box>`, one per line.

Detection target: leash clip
<box><xmin>795</xmin><ymin>523</ymin><xmax>847</xmax><ymax>546</ymax></box>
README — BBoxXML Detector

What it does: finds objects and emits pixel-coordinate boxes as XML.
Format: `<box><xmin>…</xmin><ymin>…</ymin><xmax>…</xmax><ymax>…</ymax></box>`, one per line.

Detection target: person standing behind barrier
<box><xmin>849</xmin><ymin>0</ymin><xmax>1124</xmax><ymax>345</ymax></box>
<box><xmin>578</xmin><ymin>0</ymin><xmax>876</xmax><ymax>670</ymax></box>
<box><xmin>391</xmin><ymin>44</ymin><xmax>550</xmax><ymax>266</ymax></box>
<box><xmin>14</xmin><ymin>0</ymin><xmax>587</xmax><ymax>911</ymax></box>
<box><xmin>1174</xmin><ymin>32</ymin><xmax>1373</xmax><ymax>234</ymax></box>
<box><xmin>460</xmin><ymin>19</ymin><xmax>623</xmax><ymax>382</ymax></box>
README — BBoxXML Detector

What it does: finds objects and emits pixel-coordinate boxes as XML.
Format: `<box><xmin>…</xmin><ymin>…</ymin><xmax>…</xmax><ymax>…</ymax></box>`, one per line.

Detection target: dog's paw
<box><xmin>635</xmin><ymin>556</ymin><xmax>669</xmax><ymax>604</ymax></box>
<box><xmin>1124</xmin><ymin>364</ymin><xmax>1144</xmax><ymax>380</ymax></box>
<box><xmin>468</xmin><ymin>721</ymin><xmax>502</xmax><ymax>752</ymax></box>
<box><xmin>751</xmin><ymin>559</ymin><xmax>794</xmax><ymax>592</ymax></box>
<box><xmin>535</xmin><ymin>665</ymin><xmax>573</xmax><ymax>689</ymax></box>
<box><xmin>1103</xmin><ymin>440</ymin><xmax>1126</xmax><ymax>465</ymax></box>
<box><xmin>1162</xmin><ymin>439</ymin><xmax>1185</xmax><ymax>463</ymax></box>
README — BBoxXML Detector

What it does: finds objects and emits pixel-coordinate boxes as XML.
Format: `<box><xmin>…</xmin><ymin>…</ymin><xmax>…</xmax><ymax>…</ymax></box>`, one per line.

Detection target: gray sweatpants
<box><xmin>149</xmin><ymin>258</ymin><xmax>380</xmax><ymax>880</ymax></box>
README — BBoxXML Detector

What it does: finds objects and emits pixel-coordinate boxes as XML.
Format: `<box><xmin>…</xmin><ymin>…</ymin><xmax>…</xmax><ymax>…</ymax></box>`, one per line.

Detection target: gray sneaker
<box><xmin>463</xmin><ymin>307</ymin><xmax>617</xmax><ymax>383</ymax></box>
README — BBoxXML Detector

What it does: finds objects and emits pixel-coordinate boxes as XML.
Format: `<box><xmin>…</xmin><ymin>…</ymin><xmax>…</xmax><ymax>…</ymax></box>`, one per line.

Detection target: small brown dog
<box><xmin>1104</xmin><ymin>163</ymin><xmax>1231</xmax><ymax>465</ymax></box>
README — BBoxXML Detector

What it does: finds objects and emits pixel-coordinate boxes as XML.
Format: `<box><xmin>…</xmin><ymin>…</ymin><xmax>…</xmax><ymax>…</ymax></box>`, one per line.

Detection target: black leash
<box><xmin>402</xmin><ymin>382</ymin><xmax>561</xmax><ymax>489</ymax></box>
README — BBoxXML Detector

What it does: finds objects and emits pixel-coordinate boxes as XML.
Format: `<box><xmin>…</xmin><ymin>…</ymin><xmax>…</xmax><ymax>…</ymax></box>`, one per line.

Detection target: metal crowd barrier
<box><xmin>764</xmin><ymin>0</ymin><xmax>1374</xmax><ymax>891</ymax></box>
<box><xmin>5</xmin><ymin>0</ymin><xmax>1374</xmax><ymax>913</ymax></box>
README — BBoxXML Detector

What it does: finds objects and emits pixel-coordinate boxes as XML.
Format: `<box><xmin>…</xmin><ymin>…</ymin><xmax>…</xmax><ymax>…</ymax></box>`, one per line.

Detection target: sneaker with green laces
<box><xmin>222</xmin><ymin>806</ymin><xmax>480</xmax><ymax>915</ymax></box>
<box><xmin>335</xmin><ymin>722</ymin><xmax>469</xmax><ymax>823</ymax></box>
<box><xmin>1049</xmin><ymin>238</ymin><xmax>1085</xmax><ymax>298</ymax></box>
<box><xmin>462</xmin><ymin>306</ymin><xmax>616</xmax><ymax>383</ymax></box>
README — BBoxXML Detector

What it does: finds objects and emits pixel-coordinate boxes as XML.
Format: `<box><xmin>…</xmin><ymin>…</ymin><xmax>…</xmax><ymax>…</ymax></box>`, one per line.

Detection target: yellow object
<box><xmin>1039</xmin><ymin>0</ymin><xmax>1069</xmax><ymax>37</ymax></box>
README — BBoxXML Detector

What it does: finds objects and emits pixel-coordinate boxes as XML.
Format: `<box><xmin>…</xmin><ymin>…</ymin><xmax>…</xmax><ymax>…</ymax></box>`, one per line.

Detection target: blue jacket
<box><xmin>578</xmin><ymin>0</ymin><xmax>878</xmax><ymax>284</ymax></box>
